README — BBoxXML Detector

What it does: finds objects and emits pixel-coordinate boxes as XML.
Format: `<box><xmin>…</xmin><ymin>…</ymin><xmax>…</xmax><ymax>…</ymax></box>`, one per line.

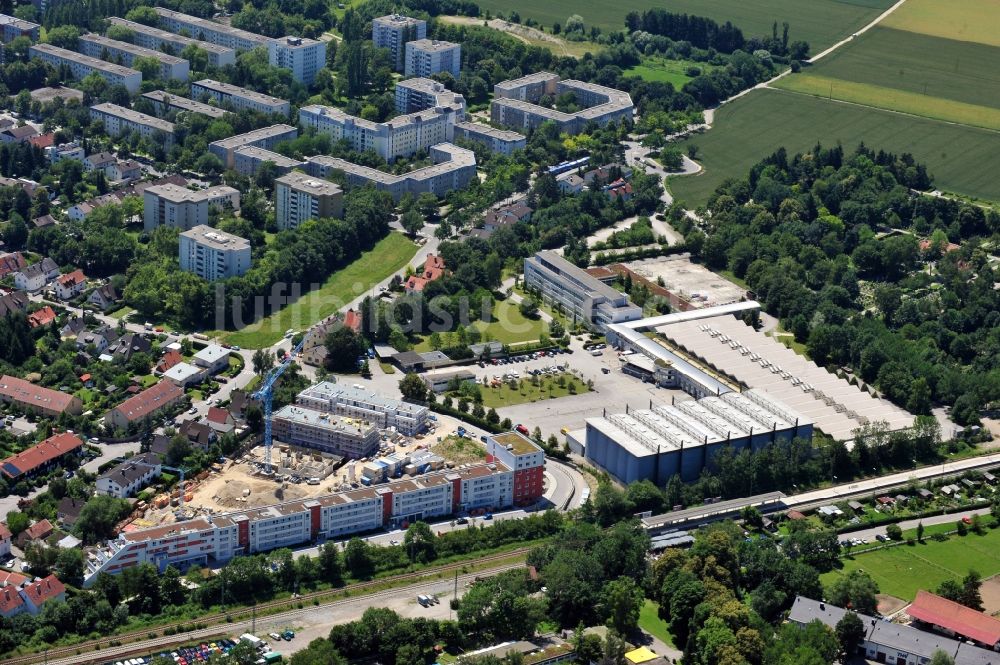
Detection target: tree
<box><xmin>252</xmin><ymin>349</ymin><xmax>274</xmax><ymax>376</ymax></box>
<box><xmin>166</xmin><ymin>433</ymin><xmax>193</xmax><ymax>467</ymax></box>
<box><xmin>835</xmin><ymin>611</ymin><xmax>865</xmax><ymax>659</ymax></box>
<box><xmin>344</xmin><ymin>537</ymin><xmax>375</xmax><ymax>579</ymax></box>
<box><xmin>601</xmin><ymin>577</ymin><xmax>643</xmax><ymax>634</ymax></box>
<box><xmin>324</xmin><ymin>327</ymin><xmax>367</xmax><ymax>372</ymax></box>
<box><xmin>929</xmin><ymin>650</ymin><xmax>956</xmax><ymax>665</ymax></box>
<box><xmin>289</xmin><ymin>639</ymin><xmax>347</xmax><ymax>665</ymax></box>
<box><xmin>228</xmin><ymin>641</ymin><xmax>262</xmax><ymax>665</ymax></box>
<box><xmin>417</xmin><ymin>192</ymin><xmax>439</xmax><ymax>219</ymax></box>
<box><xmin>6</xmin><ymin>511</ymin><xmax>29</xmax><ymax>535</ymax></box>
<box><xmin>55</xmin><ymin>547</ymin><xmax>85</xmax><ymax>586</ymax></box>
<box><xmin>399</xmin><ymin>372</ymin><xmax>428</xmax><ymax>402</ymax></box>
<box><xmin>400</xmin><ymin>208</ymin><xmax>424</xmax><ymax>236</ymax></box>
<box><xmin>319</xmin><ymin>542</ymin><xmax>343</xmax><ymax>586</ymax></box>
<box><xmin>74</xmin><ymin>496</ymin><xmax>131</xmax><ymax>544</ymax></box>
<box><xmin>519</xmin><ymin>298</ymin><xmax>539</xmax><ymax>319</ymax></box>
<box><xmin>828</xmin><ymin>570</ymin><xmax>879</xmax><ymax>615</ymax></box>
<box><xmin>917</xmin><ymin>521</ymin><xmax>925</xmax><ymax>543</ymax></box>
<box><xmin>885</xmin><ymin>523</ymin><xmax>902</xmax><ymax>541</ymax></box>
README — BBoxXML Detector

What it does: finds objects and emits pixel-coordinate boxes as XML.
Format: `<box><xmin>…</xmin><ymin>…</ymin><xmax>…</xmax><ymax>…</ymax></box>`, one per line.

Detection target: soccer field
<box><xmin>472</xmin><ymin>0</ymin><xmax>893</xmax><ymax>52</ymax></box>
<box><xmin>669</xmin><ymin>89</ymin><xmax>1000</xmax><ymax>206</ymax></box>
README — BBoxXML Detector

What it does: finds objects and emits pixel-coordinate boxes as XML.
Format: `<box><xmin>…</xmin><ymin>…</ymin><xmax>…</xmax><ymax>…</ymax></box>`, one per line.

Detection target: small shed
<box><xmin>847</xmin><ymin>500</ymin><xmax>864</xmax><ymax>513</ymax></box>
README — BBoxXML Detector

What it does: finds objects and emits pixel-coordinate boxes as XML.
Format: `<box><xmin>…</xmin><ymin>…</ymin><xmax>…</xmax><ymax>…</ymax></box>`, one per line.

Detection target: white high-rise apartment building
<box><xmin>404</xmin><ymin>39</ymin><xmax>460</xmax><ymax>78</ymax></box>
<box><xmin>372</xmin><ymin>14</ymin><xmax>426</xmax><ymax>71</ymax></box>
<box><xmin>143</xmin><ymin>184</ymin><xmax>241</xmax><ymax>231</ymax></box>
<box><xmin>267</xmin><ymin>36</ymin><xmax>326</xmax><ymax>85</ymax></box>
<box><xmin>178</xmin><ymin>225</ymin><xmax>251</xmax><ymax>281</ymax></box>
<box><xmin>274</xmin><ymin>172</ymin><xmax>343</xmax><ymax>230</ymax></box>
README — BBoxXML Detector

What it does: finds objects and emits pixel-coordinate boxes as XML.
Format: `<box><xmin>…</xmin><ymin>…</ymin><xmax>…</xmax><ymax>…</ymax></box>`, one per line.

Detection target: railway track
<box><xmin>4</xmin><ymin>549</ymin><xmax>530</xmax><ymax>665</ymax></box>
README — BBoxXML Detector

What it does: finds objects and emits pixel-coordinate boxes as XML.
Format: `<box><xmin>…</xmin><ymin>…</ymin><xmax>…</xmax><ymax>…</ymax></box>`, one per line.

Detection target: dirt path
<box><xmin>439</xmin><ymin>16</ymin><xmax>590</xmax><ymax>58</ymax></box>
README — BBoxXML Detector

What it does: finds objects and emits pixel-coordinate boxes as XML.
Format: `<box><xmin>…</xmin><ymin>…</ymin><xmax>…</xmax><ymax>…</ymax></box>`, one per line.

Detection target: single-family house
<box><xmin>55</xmin><ymin>269</ymin><xmax>86</xmax><ymax>300</ymax></box>
<box><xmin>31</xmin><ymin>214</ymin><xmax>57</xmax><ymax>229</ymax></box>
<box><xmin>556</xmin><ymin>172</ymin><xmax>584</xmax><ymax>194</ymax></box>
<box><xmin>76</xmin><ymin>326</ymin><xmax>118</xmax><ymax>354</ymax></box>
<box><xmin>14</xmin><ymin>519</ymin><xmax>53</xmax><ymax>548</ymax></box>
<box><xmin>105</xmin><ymin>332</ymin><xmax>151</xmax><ymax>362</ymax></box>
<box><xmin>483</xmin><ymin>202</ymin><xmax>532</xmax><ymax>233</ymax></box>
<box><xmin>112</xmin><ymin>160</ymin><xmax>142</xmax><ymax>182</ymax></box>
<box><xmin>88</xmin><ymin>284</ymin><xmax>119</xmax><ymax>311</ymax></box>
<box><xmin>0</xmin><ymin>291</ymin><xmax>28</xmax><ymax>317</ymax></box>
<box><xmin>55</xmin><ymin>497</ymin><xmax>85</xmax><ymax>528</ymax></box>
<box><xmin>163</xmin><ymin>361</ymin><xmax>204</xmax><ymax>386</ymax></box>
<box><xmin>179</xmin><ymin>419</ymin><xmax>214</xmax><ymax>448</ymax></box>
<box><xmin>0</xmin><ymin>125</ymin><xmax>39</xmax><ymax>144</ymax></box>
<box><xmin>405</xmin><ymin>254</ymin><xmax>446</xmax><ymax>292</ymax></box>
<box><xmin>0</xmin><ymin>522</ymin><xmax>10</xmax><ymax>558</ymax></box>
<box><xmin>0</xmin><ymin>252</ymin><xmax>26</xmax><ymax>278</ymax></box>
<box><xmin>13</xmin><ymin>261</ymin><xmax>52</xmax><ymax>292</ymax></box>
<box><xmin>95</xmin><ymin>453</ymin><xmax>162</xmax><ymax>498</ymax></box>
<box><xmin>155</xmin><ymin>348</ymin><xmax>183</xmax><ymax>374</ymax></box>
<box><xmin>59</xmin><ymin>316</ymin><xmax>85</xmax><ymax>339</ymax></box>
<box><xmin>83</xmin><ymin>152</ymin><xmax>116</xmax><ymax>176</ymax></box>
<box><xmin>20</xmin><ymin>575</ymin><xmax>65</xmax><ymax>615</ymax></box>
<box><xmin>205</xmin><ymin>406</ymin><xmax>235</xmax><ymax>434</ymax></box>
<box><xmin>192</xmin><ymin>344</ymin><xmax>230</xmax><ymax>375</ymax></box>
<box><xmin>26</xmin><ymin>306</ymin><xmax>56</xmax><ymax>328</ymax></box>
<box><xmin>604</xmin><ymin>178</ymin><xmax>633</xmax><ymax>201</ymax></box>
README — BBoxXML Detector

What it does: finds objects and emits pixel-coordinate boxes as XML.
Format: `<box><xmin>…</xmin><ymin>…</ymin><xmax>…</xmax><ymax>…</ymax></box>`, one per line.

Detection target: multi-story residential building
<box><xmin>12</xmin><ymin>257</ymin><xmax>58</xmax><ymax>292</ymax></box>
<box><xmin>84</xmin><ymin>456</ymin><xmax>537</xmax><ymax>584</ymax></box>
<box><xmin>29</xmin><ymin>85</ymin><xmax>84</xmax><ymax>106</ymax></box>
<box><xmin>523</xmin><ymin>250</ymin><xmax>642</xmax><ymax>330</ymax></box>
<box><xmin>404</xmin><ymin>39</ymin><xmax>461</xmax><ymax>78</ymax></box>
<box><xmin>141</xmin><ymin>90</ymin><xmax>229</xmax><ymax>119</ymax></box>
<box><xmin>79</xmin><ymin>33</ymin><xmax>189</xmax><ymax>81</ymax></box>
<box><xmin>207</xmin><ymin>124</ymin><xmax>298</xmax><ymax>168</ymax></box>
<box><xmin>1</xmin><ymin>575</ymin><xmax>65</xmax><ymax>618</ymax></box>
<box><xmin>393</xmin><ymin>77</ymin><xmax>464</xmax><ymax>115</ymax></box>
<box><xmin>154</xmin><ymin>7</ymin><xmax>271</xmax><ymax>52</ymax></box>
<box><xmin>95</xmin><ymin>453</ymin><xmax>162</xmax><ymax>498</ymax></box>
<box><xmin>106</xmin><ymin>17</ymin><xmax>236</xmax><ymax>68</ymax></box>
<box><xmin>271</xmin><ymin>405</ymin><xmax>380</xmax><ymax>459</ymax></box>
<box><xmin>104</xmin><ymin>378</ymin><xmax>185</xmax><ymax>431</ymax></box>
<box><xmin>304</xmin><ymin>143</ymin><xmax>476</xmax><ymax>202</ymax></box>
<box><xmin>192</xmin><ymin>344</ymin><xmax>230</xmax><ymax>375</ymax></box>
<box><xmin>44</xmin><ymin>141</ymin><xmax>84</xmax><ymax>164</ymax></box>
<box><xmin>267</xmin><ymin>36</ymin><xmax>326</xmax><ymax>84</ymax></box>
<box><xmin>54</xmin><ymin>269</ymin><xmax>86</xmax><ymax>300</ymax></box>
<box><xmin>191</xmin><ymin>79</ymin><xmax>290</xmax><ymax>116</ymax></box>
<box><xmin>372</xmin><ymin>14</ymin><xmax>426</xmax><ymax>71</ymax></box>
<box><xmin>232</xmin><ymin>145</ymin><xmax>304</xmax><ymax>177</ymax></box>
<box><xmin>296</xmin><ymin>382</ymin><xmax>428</xmax><ymax>436</ymax></box>
<box><xmin>274</xmin><ymin>172</ymin><xmax>343</xmax><ymax>229</ymax></box>
<box><xmin>29</xmin><ymin>44</ymin><xmax>141</xmax><ymax>93</ymax></box>
<box><xmin>83</xmin><ymin>151</ymin><xmax>116</xmax><ymax>175</ymax></box>
<box><xmin>142</xmin><ymin>184</ymin><xmax>241</xmax><ymax>231</ymax></box>
<box><xmin>491</xmin><ymin>74</ymin><xmax>633</xmax><ymax>135</ymax></box>
<box><xmin>0</xmin><ymin>14</ymin><xmax>39</xmax><ymax>43</ymax></box>
<box><xmin>299</xmin><ymin>97</ymin><xmax>463</xmax><ymax>163</ymax></box>
<box><xmin>178</xmin><ymin>224</ymin><xmax>251</xmax><ymax>281</ymax></box>
<box><xmin>89</xmin><ymin>103</ymin><xmax>176</xmax><ymax>146</ymax></box>
<box><xmin>485</xmin><ymin>431</ymin><xmax>546</xmax><ymax>506</ymax></box>
<box><xmin>453</xmin><ymin>121</ymin><xmax>526</xmax><ymax>155</ymax></box>
<box><xmin>0</xmin><ymin>432</ymin><xmax>83</xmax><ymax>480</ymax></box>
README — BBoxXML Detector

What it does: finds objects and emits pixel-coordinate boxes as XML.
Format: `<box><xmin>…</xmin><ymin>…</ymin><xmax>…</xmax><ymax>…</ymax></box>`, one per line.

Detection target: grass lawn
<box><xmin>480</xmin><ymin>372</ymin><xmax>589</xmax><ymax>408</ymax></box>
<box><xmin>222</xmin><ymin>234</ymin><xmax>417</xmax><ymax>349</ymax></box>
<box><xmin>471</xmin><ymin>0</ymin><xmax>892</xmax><ymax>52</ymax></box>
<box><xmin>625</xmin><ymin>57</ymin><xmax>713</xmax><ymax>87</ymax></box>
<box><xmin>378</xmin><ymin>361</ymin><xmax>396</xmax><ymax>374</ymax></box>
<box><xmin>638</xmin><ymin>599</ymin><xmax>675</xmax><ymax>647</ymax></box>
<box><xmin>109</xmin><ymin>306</ymin><xmax>134</xmax><ymax>319</ymax></box>
<box><xmin>822</xmin><ymin>527</ymin><xmax>1000</xmax><ymax>601</ymax></box>
<box><xmin>430</xmin><ymin>435</ymin><xmax>488</xmax><ymax>464</ymax></box>
<box><xmin>138</xmin><ymin>375</ymin><xmax>159</xmax><ymax>388</ymax></box>
<box><xmin>670</xmin><ymin>88</ymin><xmax>1000</xmax><ymax>207</ymax></box>
<box><xmin>412</xmin><ymin>299</ymin><xmax>548</xmax><ymax>351</ymax></box>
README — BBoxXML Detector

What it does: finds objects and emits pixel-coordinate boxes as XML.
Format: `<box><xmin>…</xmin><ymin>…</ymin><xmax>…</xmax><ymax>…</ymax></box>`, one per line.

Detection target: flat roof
<box><xmin>80</xmin><ymin>32</ymin><xmax>186</xmax><ymax>64</ymax></box>
<box><xmin>0</xmin><ymin>13</ymin><xmax>38</xmax><ymax>31</ymax></box>
<box><xmin>142</xmin><ymin>91</ymin><xmax>229</xmax><ymax>118</ymax></box>
<box><xmin>455</xmin><ymin>121</ymin><xmax>525</xmax><ymax>142</ymax></box>
<box><xmin>181</xmin><ymin>224</ymin><xmax>249</xmax><ymax>251</ymax></box>
<box><xmin>90</xmin><ymin>103</ymin><xmax>176</xmax><ymax>133</ymax></box>
<box><xmin>107</xmin><ymin>17</ymin><xmax>234</xmax><ymax>55</ymax></box>
<box><xmin>491</xmin><ymin>431</ymin><xmax>542</xmax><ymax>455</ymax></box>
<box><xmin>193</xmin><ymin>79</ymin><xmax>288</xmax><ymax>108</ymax></box>
<box><xmin>154</xmin><ymin>7</ymin><xmax>272</xmax><ymax>45</ymax></box>
<box><xmin>30</xmin><ymin>43</ymin><xmax>139</xmax><ymax>78</ymax></box>
<box><xmin>529</xmin><ymin>250</ymin><xmax>623</xmax><ymax>302</ymax></box>
<box><xmin>373</xmin><ymin>13</ymin><xmax>425</xmax><ymax>27</ymax></box>
<box><xmin>163</xmin><ymin>362</ymin><xmax>201</xmax><ymax>382</ymax></box>
<box><xmin>144</xmin><ymin>183</ymin><xmax>238</xmax><ymax>203</ymax></box>
<box><xmin>407</xmin><ymin>38</ymin><xmax>459</xmax><ymax>53</ymax></box>
<box><xmin>193</xmin><ymin>343</ymin><xmax>229</xmax><ymax>364</ymax></box>
<box><xmin>299</xmin><ymin>381</ymin><xmax>427</xmax><ymax>416</ymax></box>
<box><xmin>495</xmin><ymin>71</ymin><xmax>559</xmax><ymax>91</ymax></box>
<box><xmin>306</xmin><ymin>143</ymin><xmax>474</xmax><ymax>186</ymax></box>
<box><xmin>233</xmin><ymin>145</ymin><xmax>303</xmax><ymax>167</ymax></box>
<box><xmin>274</xmin><ymin>405</ymin><xmax>377</xmax><ymax>434</ymax></box>
<box><xmin>210</xmin><ymin>124</ymin><xmax>297</xmax><ymax>150</ymax></box>
<box><xmin>493</xmin><ymin>97</ymin><xmax>576</xmax><ymax>122</ymax></box>
<box><xmin>276</xmin><ymin>171</ymin><xmax>342</xmax><ymax>196</ymax></box>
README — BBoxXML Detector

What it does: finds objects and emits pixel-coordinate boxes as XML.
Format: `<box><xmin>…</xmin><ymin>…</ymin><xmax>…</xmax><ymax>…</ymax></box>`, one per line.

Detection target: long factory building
<box><xmin>584</xmin><ymin>389</ymin><xmax>813</xmax><ymax>485</ymax></box>
<box><xmin>83</xmin><ymin>447</ymin><xmax>544</xmax><ymax>585</ymax></box>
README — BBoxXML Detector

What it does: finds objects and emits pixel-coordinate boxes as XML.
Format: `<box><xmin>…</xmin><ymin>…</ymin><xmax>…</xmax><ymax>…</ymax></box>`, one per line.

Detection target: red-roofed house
<box><xmin>1</xmin><ymin>433</ymin><xmax>83</xmax><ymax>481</ymax></box>
<box><xmin>55</xmin><ymin>269</ymin><xmax>86</xmax><ymax>300</ymax></box>
<box><xmin>0</xmin><ymin>584</ymin><xmax>25</xmax><ymax>617</ymax></box>
<box><xmin>0</xmin><ymin>375</ymin><xmax>83</xmax><ymax>417</ymax></box>
<box><xmin>26</xmin><ymin>133</ymin><xmax>55</xmax><ymax>150</ymax></box>
<box><xmin>405</xmin><ymin>254</ymin><xmax>446</xmax><ymax>292</ymax></box>
<box><xmin>0</xmin><ymin>252</ymin><xmax>27</xmax><ymax>278</ymax></box>
<box><xmin>604</xmin><ymin>178</ymin><xmax>633</xmax><ymax>201</ymax></box>
<box><xmin>155</xmin><ymin>349</ymin><xmax>183</xmax><ymax>374</ymax></box>
<box><xmin>27</xmin><ymin>306</ymin><xmax>56</xmax><ymax>328</ymax></box>
<box><xmin>104</xmin><ymin>380</ymin><xmax>185</xmax><ymax>430</ymax></box>
<box><xmin>20</xmin><ymin>575</ymin><xmax>65</xmax><ymax>614</ymax></box>
<box><xmin>0</xmin><ymin>570</ymin><xmax>28</xmax><ymax>587</ymax></box>
<box><xmin>908</xmin><ymin>590</ymin><xmax>1000</xmax><ymax>648</ymax></box>
<box><xmin>15</xmin><ymin>518</ymin><xmax>53</xmax><ymax>548</ymax></box>
<box><xmin>919</xmin><ymin>238</ymin><xmax>961</xmax><ymax>254</ymax></box>
<box><xmin>206</xmin><ymin>406</ymin><xmax>235</xmax><ymax>434</ymax></box>
<box><xmin>343</xmin><ymin>308</ymin><xmax>362</xmax><ymax>333</ymax></box>
<box><xmin>0</xmin><ymin>522</ymin><xmax>11</xmax><ymax>557</ymax></box>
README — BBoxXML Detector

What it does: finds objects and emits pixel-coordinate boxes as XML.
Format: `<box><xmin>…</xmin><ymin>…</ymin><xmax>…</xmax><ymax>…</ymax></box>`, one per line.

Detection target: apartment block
<box><xmin>154</xmin><ymin>7</ymin><xmax>271</xmax><ymax>52</ymax></box>
<box><xmin>454</xmin><ymin>121</ymin><xmax>526</xmax><ymax>155</ymax></box>
<box><xmin>485</xmin><ymin>431</ymin><xmax>546</xmax><ymax>505</ymax></box>
<box><xmin>372</xmin><ymin>14</ymin><xmax>426</xmax><ymax>71</ymax></box>
<box><xmin>523</xmin><ymin>250</ymin><xmax>642</xmax><ymax>330</ymax></box>
<box><xmin>142</xmin><ymin>184</ymin><xmax>241</xmax><ymax>231</ymax></box>
<box><xmin>491</xmin><ymin>74</ymin><xmax>633</xmax><ymax>135</ymax></box>
<box><xmin>79</xmin><ymin>33</ymin><xmax>189</xmax><ymax>81</ymax></box>
<box><xmin>106</xmin><ymin>17</ymin><xmax>236</xmax><ymax>68</ymax></box>
<box><xmin>84</xmin><ymin>455</ymin><xmax>536</xmax><ymax>584</ymax></box>
<box><xmin>104</xmin><ymin>380</ymin><xmax>185</xmax><ymax>430</ymax></box>
<box><xmin>89</xmin><ymin>103</ymin><xmax>176</xmax><ymax>146</ymax></box>
<box><xmin>267</xmin><ymin>36</ymin><xmax>326</xmax><ymax>84</ymax></box>
<box><xmin>207</xmin><ymin>124</ymin><xmax>298</xmax><ymax>168</ymax></box>
<box><xmin>272</xmin><ymin>405</ymin><xmax>380</xmax><ymax>459</ymax></box>
<box><xmin>393</xmin><ymin>77</ymin><xmax>464</xmax><ymax>115</ymax></box>
<box><xmin>0</xmin><ymin>14</ymin><xmax>39</xmax><ymax>43</ymax></box>
<box><xmin>30</xmin><ymin>44</ymin><xmax>141</xmax><ymax>94</ymax></box>
<box><xmin>95</xmin><ymin>453</ymin><xmax>162</xmax><ymax>498</ymax></box>
<box><xmin>305</xmin><ymin>143</ymin><xmax>475</xmax><ymax>202</ymax></box>
<box><xmin>191</xmin><ymin>79</ymin><xmax>290</xmax><ymax>116</ymax></box>
<box><xmin>296</xmin><ymin>382</ymin><xmax>428</xmax><ymax>436</ymax></box>
<box><xmin>178</xmin><ymin>224</ymin><xmax>251</xmax><ymax>281</ymax></box>
<box><xmin>232</xmin><ymin>145</ymin><xmax>304</xmax><ymax>177</ymax></box>
<box><xmin>404</xmin><ymin>39</ymin><xmax>460</xmax><ymax>78</ymax></box>
<box><xmin>141</xmin><ymin>90</ymin><xmax>229</xmax><ymax>119</ymax></box>
<box><xmin>274</xmin><ymin>172</ymin><xmax>343</xmax><ymax>229</ymax></box>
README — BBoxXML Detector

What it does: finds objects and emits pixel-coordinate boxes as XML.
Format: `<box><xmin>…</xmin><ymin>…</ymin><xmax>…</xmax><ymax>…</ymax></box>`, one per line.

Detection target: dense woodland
<box><xmin>683</xmin><ymin>145</ymin><xmax>999</xmax><ymax>424</ymax></box>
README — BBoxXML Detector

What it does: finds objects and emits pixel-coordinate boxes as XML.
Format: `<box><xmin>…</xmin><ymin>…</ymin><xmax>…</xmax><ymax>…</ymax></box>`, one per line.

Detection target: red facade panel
<box><xmin>451</xmin><ymin>477</ymin><xmax>461</xmax><ymax>511</ymax></box>
<box><xmin>381</xmin><ymin>491</ymin><xmax>393</xmax><ymax>524</ymax></box>
<box><xmin>237</xmin><ymin>520</ymin><xmax>249</xmax><ymax>548</ymax></box>
<box><xmin>309</xmin><ymin>504</ymin><xmax>321</xmax><ymax>536</ymax></box>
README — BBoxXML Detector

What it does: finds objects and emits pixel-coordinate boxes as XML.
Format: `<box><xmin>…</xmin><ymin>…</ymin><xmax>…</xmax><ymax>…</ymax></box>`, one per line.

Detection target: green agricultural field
<box><xmin>669</xmin><ymin>89</ymin><xmax>1000</xmax><ymax>206</ymax></box>
<box><xmin>473</xmin><ymin>0</ymin><xmax>893</xmax><ymax>52</ymax></box>
<box><xmin>222</xmin><ymin>233</ymin><xmax>418</xmax><ymax>349</ymax></box>
<box><xmin>822</xmin><ymin>527</ymin><xmax>1000</xmax><ymax>601</ymax></box>
<box><xmin>624</xmin><ymin>58</ymin><xmax>714</xmax><ymax>87</ymax></box>
<box><xmin>881</xmin><ymin>0</ymin><xmax>1000</xmax><ymax>47</ymax></box>
<box><xmin>779</xmin><ymin>27</ymin><xmax>1000</xmax><ymax>114</ymax></box>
